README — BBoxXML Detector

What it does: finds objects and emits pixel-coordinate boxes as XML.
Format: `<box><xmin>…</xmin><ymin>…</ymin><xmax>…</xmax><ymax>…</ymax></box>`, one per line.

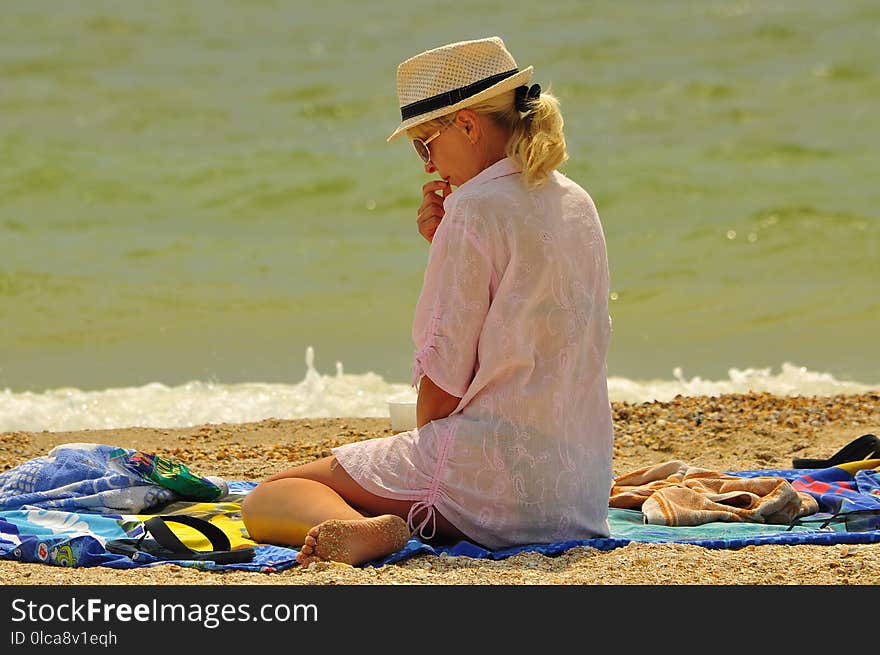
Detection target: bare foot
<box><xmin>296</xmin><ymin>514</ymin><xmax>411</xmax><ymax>567</ymax></box>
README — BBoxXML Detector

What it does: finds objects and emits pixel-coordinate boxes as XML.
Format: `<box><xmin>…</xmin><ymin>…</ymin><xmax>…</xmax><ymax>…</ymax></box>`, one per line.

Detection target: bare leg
<box><xmin>241</xmin><ymin>456</ymin><xmax>468</xmax><ymax>565</ymax></box>
<box><xmin>241</xmin><ymin>477</ymin><xmax>367</xmax><ymax>546</ymax></box>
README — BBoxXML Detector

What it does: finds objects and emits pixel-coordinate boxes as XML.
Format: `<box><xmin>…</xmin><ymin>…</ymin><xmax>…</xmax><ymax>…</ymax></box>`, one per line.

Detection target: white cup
<box><xmin>387</xmin><ymin>401</ymin><xmax>417</xmax><ymax>432</ymax></box>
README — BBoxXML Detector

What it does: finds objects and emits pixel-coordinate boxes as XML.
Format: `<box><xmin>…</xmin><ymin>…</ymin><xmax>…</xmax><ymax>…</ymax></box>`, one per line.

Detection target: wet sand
<box><xmin>1</xmin><ymin>391</ymin><xmax>878</xmax><ymax>585</ymax></box>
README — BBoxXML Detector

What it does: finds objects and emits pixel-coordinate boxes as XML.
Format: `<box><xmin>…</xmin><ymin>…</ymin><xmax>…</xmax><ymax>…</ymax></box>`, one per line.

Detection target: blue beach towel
<box><xmin>0</xmin><ymin>443</ymin><xmax>226</xmax><ymax>513</ymax></box>
<box><xmin>2</xmin><ymin>443</ymin><xmax>879</xmax><ymax>571</ymax></box>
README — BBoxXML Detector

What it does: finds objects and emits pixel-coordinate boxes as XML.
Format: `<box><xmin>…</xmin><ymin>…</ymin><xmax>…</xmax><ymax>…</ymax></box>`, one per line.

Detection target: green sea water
<box><xmin>2</xmin><ymin>0</ymin><xmax>879</xmax><ymax>394</ymax></box>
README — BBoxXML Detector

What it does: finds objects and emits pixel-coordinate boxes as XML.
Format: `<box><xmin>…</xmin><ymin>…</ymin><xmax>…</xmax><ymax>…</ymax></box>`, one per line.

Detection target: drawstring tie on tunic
<box><xmin>407</xmin><ymin>500</ymin><xmax>437</xmax><ymax>540</ymax></box>
<box><xmin>404</xmin><ymin>411</ymin><xmax>455</xmax><ymax>542</ymax></box>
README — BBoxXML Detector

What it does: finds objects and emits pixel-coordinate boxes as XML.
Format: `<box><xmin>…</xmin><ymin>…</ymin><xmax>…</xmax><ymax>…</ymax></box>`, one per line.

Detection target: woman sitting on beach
<box><xmin>241</xmin><ymin>36</ymin><xmax>615</xmax><ymax>566</ymax></box>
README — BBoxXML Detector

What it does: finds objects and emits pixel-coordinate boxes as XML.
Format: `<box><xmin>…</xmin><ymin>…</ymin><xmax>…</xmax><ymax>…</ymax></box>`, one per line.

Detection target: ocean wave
<box><xmin>1</xmin><ymin>348</ymin><xmax>876</xmax><ymax>433</ymax></box>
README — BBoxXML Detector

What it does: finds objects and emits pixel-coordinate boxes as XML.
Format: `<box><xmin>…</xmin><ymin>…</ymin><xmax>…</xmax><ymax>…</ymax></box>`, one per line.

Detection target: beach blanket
<box><xmin>374</xmin><ymin>459</ymin><xmax>880</xmax><ymax>565</ymax></box>
<box><xmin>2</xmin><ymin>443</ymin><xmax>880</xmax><ymax>570</ymax></box>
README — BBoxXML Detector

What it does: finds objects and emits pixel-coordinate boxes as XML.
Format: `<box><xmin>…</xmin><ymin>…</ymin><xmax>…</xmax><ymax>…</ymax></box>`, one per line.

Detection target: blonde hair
<box><xmin>407</xmin><ymin>88</ymin><xmax>568</xmax><ymax>189</ymax></box>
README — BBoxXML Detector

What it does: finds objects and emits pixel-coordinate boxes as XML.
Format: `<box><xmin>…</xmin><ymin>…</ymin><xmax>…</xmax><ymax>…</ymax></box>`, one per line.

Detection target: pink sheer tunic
<box><xmin>332</xmin><ymin>158</ymin><xmax>613</xmax><ymax>549</ymax></box>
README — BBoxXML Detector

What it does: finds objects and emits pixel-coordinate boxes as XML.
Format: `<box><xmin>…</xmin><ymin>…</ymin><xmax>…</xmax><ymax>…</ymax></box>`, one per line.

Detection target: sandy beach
<box><xmin>2</xmin><ymin>391</ymin><xmax>878</xmax><ymax>585</ymax></box>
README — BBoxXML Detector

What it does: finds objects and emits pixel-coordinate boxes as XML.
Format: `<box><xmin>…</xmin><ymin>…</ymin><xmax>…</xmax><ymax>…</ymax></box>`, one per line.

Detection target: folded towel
<box><xmin>610</xmin><ymin>460</ymin><xmax>819</xmax><ymax>526</ymax></box>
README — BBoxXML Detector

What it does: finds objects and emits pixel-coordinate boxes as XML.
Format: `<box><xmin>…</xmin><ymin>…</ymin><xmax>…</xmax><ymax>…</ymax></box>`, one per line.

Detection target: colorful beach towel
<box><xmin>0</xmin><ymin>443</ymin><xmax>297</xmax><ymax>572</ymax></box>
<box><xmin>0</xmin><ymin>483</ymin><xmax>300</xmax><ymax>572</ymax></box>
<box><xmin>0</xmin><ymin>443</ymin><xmax>226</xmax><ymax>513</ymax></box>
<box><xmin>2</xmin><ymin>444</ymin><xmax>880</xmax><ymax>571</ymax></box>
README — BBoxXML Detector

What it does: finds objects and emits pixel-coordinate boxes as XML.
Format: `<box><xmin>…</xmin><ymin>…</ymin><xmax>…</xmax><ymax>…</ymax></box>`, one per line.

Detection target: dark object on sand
<box><xmin>792</xmin><ymin>433</ymin><xmax>880</xmax><ymax>469</ymax></box>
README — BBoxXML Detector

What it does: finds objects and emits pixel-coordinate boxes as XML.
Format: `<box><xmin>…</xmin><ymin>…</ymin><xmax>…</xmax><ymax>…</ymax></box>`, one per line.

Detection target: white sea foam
<box><xmin>607</xmin><ymin>362</ymin><xmax>878</xmax><ymax>404</ymax></box>
<box><xmin>0</xmin><ymin>349</ymin><xmax>876</xmax><ymax>433</ymax></box>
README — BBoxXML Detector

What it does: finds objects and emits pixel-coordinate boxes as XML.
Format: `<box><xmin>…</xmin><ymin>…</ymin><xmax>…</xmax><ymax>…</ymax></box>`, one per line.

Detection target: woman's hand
<box><xmin>417</xmin><ymin>179</ymin><xmax>451</xmax><ymax>243</ymax></box>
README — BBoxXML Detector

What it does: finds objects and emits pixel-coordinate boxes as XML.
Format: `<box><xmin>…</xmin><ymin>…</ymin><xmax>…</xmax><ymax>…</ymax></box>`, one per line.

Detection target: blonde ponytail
<box><xmin>467</xmin><ymin>88</ymin><xmax>568</xmax><ymax>188</ymax></box>
<box><xmin>506</xmin><ymin>90</ymin><xmax>568</xmax><ymax>188</ymax></box>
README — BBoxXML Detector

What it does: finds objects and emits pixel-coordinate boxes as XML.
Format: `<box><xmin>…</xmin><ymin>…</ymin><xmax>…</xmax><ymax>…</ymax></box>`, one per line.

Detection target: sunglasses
<box><xmin>412</xmin><ymin>123</ymin><xmax>452</xmax><ymax>163</ymax></box>
<box><xmin>786</xmin><ymin>507</ymin><xmax>880</xmax><ymax>532</ymax></box>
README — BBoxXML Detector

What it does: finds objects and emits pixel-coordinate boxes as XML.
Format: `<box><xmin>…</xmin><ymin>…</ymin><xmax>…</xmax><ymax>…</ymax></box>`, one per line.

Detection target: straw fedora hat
<box><xmin>387</xmin><ymin>36</ymin><xmax>534</xmax><ymax>142</ymax></box>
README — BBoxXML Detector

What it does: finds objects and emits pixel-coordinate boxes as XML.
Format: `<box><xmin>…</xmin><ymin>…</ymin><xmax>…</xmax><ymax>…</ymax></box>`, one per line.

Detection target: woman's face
<box><xmin>417</xmin><ymin>112</ymin><xmax>484</xmax><ymax>188</ymax></box>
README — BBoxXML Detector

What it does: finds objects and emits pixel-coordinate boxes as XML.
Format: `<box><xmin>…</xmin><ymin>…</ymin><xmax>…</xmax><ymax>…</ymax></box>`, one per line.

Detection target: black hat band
<box><xmin>400</xmin><ymin>68</ymin><xmax>520</xmax><ymax>121</ymax></box>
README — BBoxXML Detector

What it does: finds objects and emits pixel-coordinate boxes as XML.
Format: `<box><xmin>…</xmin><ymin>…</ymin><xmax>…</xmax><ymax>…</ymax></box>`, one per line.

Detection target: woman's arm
<box><xmin>416</xmin><ymin>374</ymin><xmax>461</xmax><ymax>428</ymax></box>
